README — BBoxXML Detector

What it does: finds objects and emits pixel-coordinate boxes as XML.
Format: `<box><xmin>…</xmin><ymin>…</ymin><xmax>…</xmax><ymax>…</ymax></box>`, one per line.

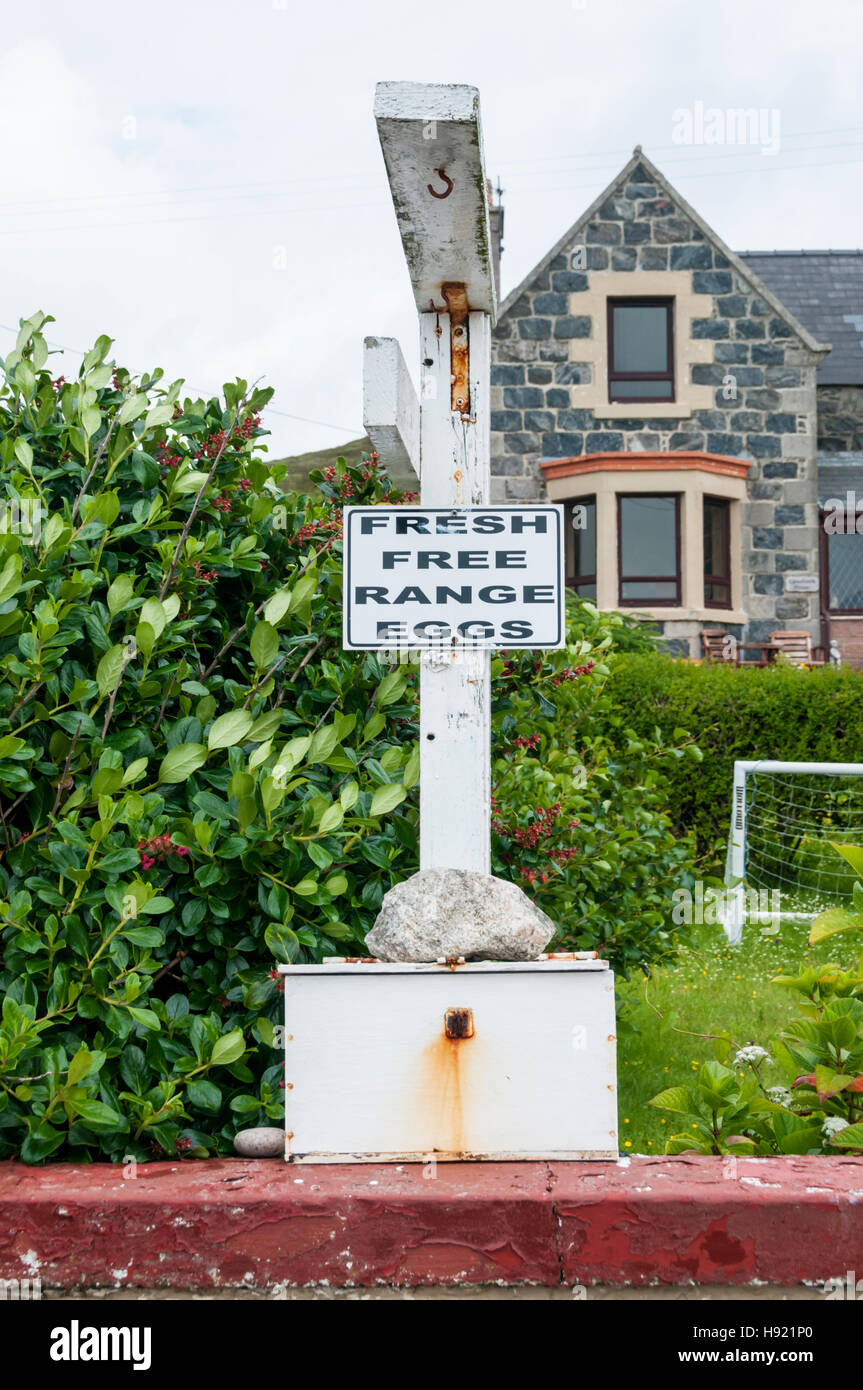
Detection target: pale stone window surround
<box><xmin>542</xmin><ymin>452</ymin><xmax>751</xmax><ymax>623</ymax></box>
<box><xmin>569</xmin><ymin>271</ymin><xmax>717</xmax><ymax>419</ymax></box>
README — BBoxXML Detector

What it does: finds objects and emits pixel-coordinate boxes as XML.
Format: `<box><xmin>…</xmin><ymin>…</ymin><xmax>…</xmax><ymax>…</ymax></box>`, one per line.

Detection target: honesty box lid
<box><xmin>277</xmin><ymin>953</ymin><xmax>610</xmax><ymax>976</ymax></box>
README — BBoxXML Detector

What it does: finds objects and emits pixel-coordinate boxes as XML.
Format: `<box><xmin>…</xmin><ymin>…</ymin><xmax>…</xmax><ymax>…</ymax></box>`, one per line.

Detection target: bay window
<box><xmin>542</xmin><ymin>450</ymin><xmax>749</xmax><ymax>619</ymax></box>
<box><xmin>617</xmin><ymin>494</ymin><xmax>681</xmax><ymax>605</ymax></box>
<box><xmin>704</xmin><ymin>496</ymin><xmax>731</xmax><ymax>608</ymax></box>
<box><xmin>565</xmin><ymin>496</ymin><xmax>596</xmax><ymax>598</ymax></box>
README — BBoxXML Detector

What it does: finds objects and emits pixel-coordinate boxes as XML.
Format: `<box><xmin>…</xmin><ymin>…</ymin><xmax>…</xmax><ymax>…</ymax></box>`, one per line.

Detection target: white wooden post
<box><xmin>280</xmin><ymin>80</ymin><xmax>619</xmax><ymax>1169</ymax></box>
<box><xmin>374</xmin><ymin>81</ymin><xmax>497</xmax><ymax>875</ymax></box>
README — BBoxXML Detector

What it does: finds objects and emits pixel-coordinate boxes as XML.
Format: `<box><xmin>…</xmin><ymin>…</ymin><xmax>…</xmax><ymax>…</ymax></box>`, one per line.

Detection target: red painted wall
<box><xmin>1</xmin><ymin>1156</ymin><xmax>862</xmax><ymax>1289</ymax></box>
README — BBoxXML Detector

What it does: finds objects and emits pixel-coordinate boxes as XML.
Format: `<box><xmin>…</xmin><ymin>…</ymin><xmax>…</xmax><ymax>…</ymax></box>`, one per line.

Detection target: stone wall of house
<box><xmin>490</xmin><ymin>160</ymin><xmax>824</xmax><ymax>652</ymax></box>
<box><xmin>817</xmin><ymin>386</ymin><xmax>863</xmax><ymax>453</ymax></box>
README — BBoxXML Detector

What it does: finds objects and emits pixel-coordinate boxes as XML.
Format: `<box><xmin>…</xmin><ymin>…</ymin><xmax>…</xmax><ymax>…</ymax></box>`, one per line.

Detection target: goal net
<box><xmin>721</xmin><ymin>760</ymin><xmax>863</xmax><ymax>943</ymax></box>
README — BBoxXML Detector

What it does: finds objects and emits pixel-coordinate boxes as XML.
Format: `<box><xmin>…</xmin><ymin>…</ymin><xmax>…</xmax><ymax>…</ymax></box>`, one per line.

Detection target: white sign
<box><xmin>785</xmin><ymin>574</ymin><xmax>819</xmax><ymax>593</ymax></box>
<box><xmin>343</xmin><ymin>505</ymin><xmax>564</xmax><ymax>650</ymax></box>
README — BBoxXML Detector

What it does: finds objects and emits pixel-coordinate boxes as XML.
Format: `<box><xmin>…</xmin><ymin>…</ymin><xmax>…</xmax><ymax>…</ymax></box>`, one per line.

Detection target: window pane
<box><xmin>620</xmin><ymin>496</ymin><xmax>678</xmax><ymax>578</ymax></box>
<box><xmin>621</xmin><ymin>580</ymin><xmax>678</xmax><ymax>600</ymax></box>
<box><xmin>705</xmin><ymin>581</ymin><xmax>731</xmax><ymax>605</ymax></box>
<box><xmin>573</xmin><ymin>583</ymin><xmax>597</xmax><ymax>600</ymax></box>
<box><xmin>609</xmin><ymin>379</ymin><xmax>673</xmax><ymax>399</ymax></box>
<box><xmin>569</xmin><ymin>499</ymin><xmax>596</xmax><ymax>579</ymax></box>
<box><xmin>828</xmin><ymin>531</ymin><xmax>863</xmax><ymax>610</ymax></box>
<box><xmin>612</xmin><ymin>304</ymin><xmax>670</xmax><ymax>373</ymax></box>
<box><xmin>704</xmin><ymin>499</ymin><xmax>730</xmax><ymax>578</ymax></box>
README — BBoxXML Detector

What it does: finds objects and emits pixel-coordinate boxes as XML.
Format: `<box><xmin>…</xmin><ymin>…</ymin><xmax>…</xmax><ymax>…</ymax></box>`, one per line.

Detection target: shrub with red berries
<box><xmin>0</xmin><ymin>311</ymin><xmax>698</xmax><ymax>1168</ymax></box>
<box><xmin>0</xmin><ymin>320</ymin><xmax>436</xmax><ymax>1164</ymax></box>
<box><xmin>490</xmin><ymin>606</ymin><xmax>699</xmax><ymax>970</ymax></box>
<box><xmin>138</xmin><ymin>833</ymin><xmax>191</xmax><ymax>871</ymax></box>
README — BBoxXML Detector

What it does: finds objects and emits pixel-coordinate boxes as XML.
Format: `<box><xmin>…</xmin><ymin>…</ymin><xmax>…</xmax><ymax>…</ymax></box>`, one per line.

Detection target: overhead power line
<box><xmin>515</xmin><ymin>153</ymin><xmax>863</xmax><ymax>199</ymax></box>
<box><xmin>495</xmin><ymin>123</ymin><xmax>863</xmax><ymax>169</ymax></box>
<box><xmin>3</xmin><ymin>150</ymin><xmax>861</xmax><ymax>240</ymax></box>
<box><xmin>0</xmin><ymin>121</ymin><xmax>861</xmax><ymax>225</ymax></box>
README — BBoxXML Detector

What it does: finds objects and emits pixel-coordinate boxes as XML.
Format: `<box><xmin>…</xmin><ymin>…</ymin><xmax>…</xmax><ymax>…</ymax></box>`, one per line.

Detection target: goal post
<box><xmin>722</xmin><ymin>761</ymin><xmax>748</xmax><ymax>944</ymax></box>
<box><xmin>721</xmin><ymin>759</ymin><xmax>863</xmax><ymax>944</ymax></box>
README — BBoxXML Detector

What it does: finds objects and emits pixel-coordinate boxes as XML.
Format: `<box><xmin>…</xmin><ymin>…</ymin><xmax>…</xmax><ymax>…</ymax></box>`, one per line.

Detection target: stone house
<box><xmin>490</xmin><ymin>149</ymin><xmax>863</xmax><ymax>662</ymax></box>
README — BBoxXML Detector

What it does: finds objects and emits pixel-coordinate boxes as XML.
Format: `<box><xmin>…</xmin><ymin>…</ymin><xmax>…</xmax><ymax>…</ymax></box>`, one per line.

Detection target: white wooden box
<box><xmin>278</xmin><ymin>956</ymin><xmax>618</xmax><ymax>1162</ymax></box>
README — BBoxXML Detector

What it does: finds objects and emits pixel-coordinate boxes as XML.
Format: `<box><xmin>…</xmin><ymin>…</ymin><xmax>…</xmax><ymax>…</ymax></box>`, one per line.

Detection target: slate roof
<box><xmin>818</xmin><ymin>451</ymin><xmax>863</xmax><ymax>506</ymax></box>
<box><xmin>739</xmin><ymin>251</ymin><xmax>863</xmax><ymax>386</ymax></box>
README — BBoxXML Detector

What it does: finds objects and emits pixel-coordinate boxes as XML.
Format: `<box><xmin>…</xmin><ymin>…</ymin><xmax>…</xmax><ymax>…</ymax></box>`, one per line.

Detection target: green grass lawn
<box><xmin>616</xmin><ymin>914</ymin><xmax>859</xmax><ymax>1154</ymax></box>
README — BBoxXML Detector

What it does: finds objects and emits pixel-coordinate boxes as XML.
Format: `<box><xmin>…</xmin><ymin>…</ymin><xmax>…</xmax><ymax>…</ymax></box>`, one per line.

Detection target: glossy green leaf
<box><xmin>370</xmin><ymin>783</ymin><xmax>407</xmax><ymax>817</ymax></box>
<box><xmin>158</xmin><ymin>742</ymin><xmax>208</xmax><ymax>783</ymax></box>
<box><xmin>210</xmin><ymin>1029</ymin><xmax>246</xmax><ymax>1067</ymax></box>
<box><xmin>208</xmin><ymin>711</ymin><xmax>254</xmax><ymax>751</ymax></box>
<box><xmin>96</xmin><ymin>643</ymin><xmax>127</xmax><ymax>697</ymax></box>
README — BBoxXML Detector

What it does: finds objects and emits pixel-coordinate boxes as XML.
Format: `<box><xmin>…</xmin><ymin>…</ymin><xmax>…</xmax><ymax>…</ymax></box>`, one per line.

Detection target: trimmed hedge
<box><xmin>605</xmin><ymin>656</ymin><xmax>863</xmax><ymax>864</ymax></box>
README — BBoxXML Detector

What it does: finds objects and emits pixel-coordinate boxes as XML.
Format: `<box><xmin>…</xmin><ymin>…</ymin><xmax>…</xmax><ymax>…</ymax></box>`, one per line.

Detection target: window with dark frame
<box><xmin>607</xmin><ymin>298</ymin><xmax>674</xmax><ymax>403</ymax></box>
<box><xmin>703</xmin><ymin>496</ymin><xmax>731</xmax><ymax>609</ymax></box>
<box><xmin>565</xmin><ymin>497</ymin><xmax>596</xmax><ymax>599</ymax></box>
<box><xmin>617</xmin><ymin>494</ymin><xmax>680</xmax><ymax>605</ymax></box>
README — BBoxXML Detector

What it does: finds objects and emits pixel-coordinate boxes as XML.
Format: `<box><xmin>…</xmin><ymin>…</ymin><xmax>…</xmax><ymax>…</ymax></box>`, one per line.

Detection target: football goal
<box><xmin>721</xmin><ymin>760</ymin><xmax>863</xmax><ymax>943</ymax></box>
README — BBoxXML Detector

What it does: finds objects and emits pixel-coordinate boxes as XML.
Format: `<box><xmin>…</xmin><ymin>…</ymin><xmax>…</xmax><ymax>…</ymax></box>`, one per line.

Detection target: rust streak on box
<box><xmin>418</xmin><ymin>1011</ymin><xmax>478</xmax><ymax>1156</ymax></box>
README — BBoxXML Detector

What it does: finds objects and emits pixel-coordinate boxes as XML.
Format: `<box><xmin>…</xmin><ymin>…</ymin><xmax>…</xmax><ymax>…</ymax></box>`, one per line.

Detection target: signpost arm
<box><xmin>362</xmin><ymin>336</ymin><xmax>420</xmax><ymax>487</ymax></box>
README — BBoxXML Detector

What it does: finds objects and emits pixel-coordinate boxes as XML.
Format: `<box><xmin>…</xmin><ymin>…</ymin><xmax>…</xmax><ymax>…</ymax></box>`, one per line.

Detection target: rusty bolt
<box><xmin>444</xmin><ymin>1007</ymin><xmax>475</xmax><ymax>1040</ymax></box>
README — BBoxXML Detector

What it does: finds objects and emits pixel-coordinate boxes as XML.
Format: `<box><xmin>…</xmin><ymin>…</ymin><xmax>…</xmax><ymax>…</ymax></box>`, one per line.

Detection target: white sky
<box><xmin>2</xmin><ymin>0</ymin><xmax>861</xmax><ymax>458</ymax></box>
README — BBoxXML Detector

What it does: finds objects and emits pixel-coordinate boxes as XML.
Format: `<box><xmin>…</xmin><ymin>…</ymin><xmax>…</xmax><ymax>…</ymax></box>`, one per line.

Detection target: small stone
<box><xmin>365</xmin><ymin>868</ymin><xmax>556</xmax><ymax>963</ymax></box>
<box><xmin>234</xmin><ymin>1127</ymin><xmax>283</xmax><ymax>1158</ymax></box>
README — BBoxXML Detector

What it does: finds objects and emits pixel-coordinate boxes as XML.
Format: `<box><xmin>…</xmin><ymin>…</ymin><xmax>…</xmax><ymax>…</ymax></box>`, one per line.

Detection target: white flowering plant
<box><xmin>650</xmin><ymin>959</ymin><xmax>863</xmax><ymax>1155</ymax></box>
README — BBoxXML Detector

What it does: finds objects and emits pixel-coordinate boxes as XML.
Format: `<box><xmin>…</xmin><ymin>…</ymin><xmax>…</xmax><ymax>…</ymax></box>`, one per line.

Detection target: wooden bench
<box><xmin>700</xmin><ymin>628</ymin><xmax>738</xmax><ymax>664</ymax></box>
<box><xmin>767</xmin><ymin>630</ymin><xmax>826</xmax><ymax>667</ymax></box>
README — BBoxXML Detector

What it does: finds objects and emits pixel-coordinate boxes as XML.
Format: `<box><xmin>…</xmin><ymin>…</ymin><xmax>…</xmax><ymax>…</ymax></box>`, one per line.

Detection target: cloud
<box><xmin>0</xmin><ymin>1</ymin><xmax>860</xmax><ymax>460</ymax></box>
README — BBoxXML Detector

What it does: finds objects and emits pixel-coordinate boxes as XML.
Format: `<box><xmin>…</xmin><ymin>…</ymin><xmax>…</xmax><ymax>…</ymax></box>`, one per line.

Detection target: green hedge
<box><xmin>0</xmin><ymin>315</ymin><xmax>700</xmax><ymax>1163</ymax></box>
<box><xmin>605</xmin><ymin>656</ymin><xmax>863</xmax><ymax>864</ymax></box>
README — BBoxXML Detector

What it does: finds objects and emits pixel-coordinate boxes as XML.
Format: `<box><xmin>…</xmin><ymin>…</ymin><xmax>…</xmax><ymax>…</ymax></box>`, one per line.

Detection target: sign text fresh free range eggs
<box><xmin>343</xmin><ymin>506</ymin><xmax>564</xmax><ymax>649</ymax></box>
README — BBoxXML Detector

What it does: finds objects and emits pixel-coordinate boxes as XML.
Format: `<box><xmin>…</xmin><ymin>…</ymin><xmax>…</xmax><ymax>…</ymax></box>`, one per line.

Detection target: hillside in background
<box><xmin>274</xmin><ymin>436</ymin><xmax>371</xmax><ymax>492</ymax></box>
